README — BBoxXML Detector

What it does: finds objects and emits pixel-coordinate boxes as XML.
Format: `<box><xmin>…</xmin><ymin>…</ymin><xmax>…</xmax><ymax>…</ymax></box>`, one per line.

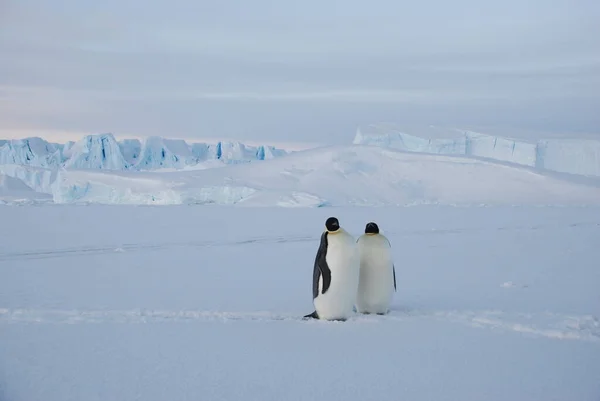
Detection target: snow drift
<box><xmin>51</xmin><ymin>145</ymin><xmax>600</xmax><ymax>207</ymax></box>
<box><xmin>0</xmin><ymin>164</ymin><xmax>57</xmax><ymax>194</ymax></box>
<box><xmin>0</xmin><ymin>173</ymin><xmax>51</xmax><ymax>202</ymax></box>
<box><xmin>353</xmin><ymin>123</ymin><xmax>600</xmax><ymax>177</ymax></box>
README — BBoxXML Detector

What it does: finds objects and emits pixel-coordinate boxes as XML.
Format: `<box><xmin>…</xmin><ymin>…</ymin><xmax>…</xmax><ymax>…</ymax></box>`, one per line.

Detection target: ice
<box><xmin>50</xmin><ymin>144</ymin><xmax>600</xmax><ymax>206</ymax></box>
<box><xmin>0</xmin><ymin>137</ymin><xmax>62</xmax><ymax>168</ymax></box>
<box><xmin>463</xmin><ymin>130</ymin><xmax>538</xmax><ymax>167</ymax></box>
<box><xmin>63</xmin><ymin>133</ymin><xmax>131</xmax><ymax>170</ymax></box>
<box><xmin>0</xmin><ymin>173</ymin><xmax>51</xmax><ymax>202</ymax></box>
<box><xmin>133</xmin><ymin>136</ymin><xmax>197</xmax><ymax>170</ymax></box>
<box><xmin>539</xmin><ymin>138</ymin><xmax>600</xmax><ymax>177</ymax></box>
<box><xmin>0</xmin><ymin>164</ymin><xmax>57</xmax><ymax>194</ymax></box>
<box><xmin>354</xmin><ymin>123</ymin><xmax>600</xmax><ymax>177</ymax></box>
<box><xmin>0</xmin><ymin>134</ymin><xmax>291</xmax><ymax>172</ymax></box>
<box><xmin>353</xmin><ymin>124</ymin><xmax>467</xmax><ymax>154</ymax></box>
<box><xmin>1</xmin><ymin>205</ymin><xmax>599</xmax><ymax>401</ymax></box>
<box><xmin>118</xmin><ymin>139</ymin><xmax>142</xmax><ymax>164</ymax></box>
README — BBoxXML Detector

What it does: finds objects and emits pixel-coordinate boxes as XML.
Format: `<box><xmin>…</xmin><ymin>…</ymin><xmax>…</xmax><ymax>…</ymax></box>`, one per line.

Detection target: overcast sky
<box><xmin>1</xmin><ymin>0</ymin><xmax>599</xmax><ymax>146</ymax></box>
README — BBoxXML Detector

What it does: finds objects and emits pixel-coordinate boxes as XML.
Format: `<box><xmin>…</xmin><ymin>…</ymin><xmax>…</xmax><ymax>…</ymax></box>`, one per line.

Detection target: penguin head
<box><xmin>325</xmin><ymin>217</ymin><xmax>340</xmax><ymax>232</ymax></box>
<box><xmin>365</xmin><ymin>222</ymin><xmax>379</xmax><ymax>235</ymax></box>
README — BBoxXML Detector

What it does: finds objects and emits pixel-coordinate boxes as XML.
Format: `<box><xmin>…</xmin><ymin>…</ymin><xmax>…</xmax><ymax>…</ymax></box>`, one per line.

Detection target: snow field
<box><xmin>1</xmin><ymin>205</ymin><xmax>599</xmax><ymax>401</ymax></box>
<box><xmin>14</xmin><ymin>144</ymin><xmax>600</xmax><ymax>206</ymax></box>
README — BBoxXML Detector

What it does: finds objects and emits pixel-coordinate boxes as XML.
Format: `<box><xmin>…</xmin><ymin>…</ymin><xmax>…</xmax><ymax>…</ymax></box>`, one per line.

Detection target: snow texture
<box><xmin>0</xmin><ymin>164</ymin><xmax>57</xmax><ymax>194</ymax></box>
<box><xmin>0</xmin><ymin>173</ymin><xmax>51</xmax><ymax>202</ymax></box>
<box><xmin>353</xmin><ymin>123</ymin><xmax>600</xmax><ymax>177</ymax></box>
<box><xmin>1</xmin><ymin>205</ymin><xmax>599</xmax><ymax>401</ymax></box>
<box><xmin>0</xmin><ymin>134</ymin><xmax>290</xmax><ymax>172</ymax></box>
<box><xmin>49</xmin><ymin>145</ymin><xmax>600</xmax><ymax>206</ymax></box>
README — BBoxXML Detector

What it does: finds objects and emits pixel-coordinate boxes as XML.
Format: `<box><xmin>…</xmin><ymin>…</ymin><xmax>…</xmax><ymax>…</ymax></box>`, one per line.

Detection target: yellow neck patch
<box><xmin>326</xmin><ymin>229</ymin><xmax>341</xmax><ymax>234</ymax></box>
<box><xmin>365</xmin><ymin>232</ymin><xmax>377</xmax><ymax>236</ymax></box>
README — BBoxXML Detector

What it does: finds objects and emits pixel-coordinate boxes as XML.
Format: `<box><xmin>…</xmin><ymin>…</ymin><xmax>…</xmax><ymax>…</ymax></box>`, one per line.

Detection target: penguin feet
<box><xmin>303</xmin><ymin>311</ymin><xmax>319</xmax><ymax>320</ymax></box>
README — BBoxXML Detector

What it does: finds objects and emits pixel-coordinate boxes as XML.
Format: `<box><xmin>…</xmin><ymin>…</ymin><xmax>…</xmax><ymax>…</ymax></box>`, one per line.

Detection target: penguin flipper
<box><xmin>303</xmin><ymin>311</ymin><xmax>319</xmax><ymax>319</ymax></box>
<box><xmin>313</xmin><ymin>232</ymin><xmax>332</xmax><ymax>298</ymax></box>
<box><xmin>393</xmin><ymin>264</ymin><xmax>397</xmax><ymax>292</ymax></box>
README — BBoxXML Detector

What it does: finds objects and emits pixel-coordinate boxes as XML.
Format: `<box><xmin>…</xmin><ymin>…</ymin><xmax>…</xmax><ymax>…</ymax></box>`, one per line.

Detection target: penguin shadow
<box><xmin>301</xmin><ymin>307</ymin><xmax>400</xmax><ymax>323</ymax></box>
<box><xmin>352</xmin><ymin>306</ymin><xmax>387</xmax><ymax>316</ymax></box>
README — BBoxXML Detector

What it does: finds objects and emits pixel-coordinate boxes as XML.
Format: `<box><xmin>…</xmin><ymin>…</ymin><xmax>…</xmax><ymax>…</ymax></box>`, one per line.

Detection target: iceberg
<box><xmin>0</xmin><ymin>134</ymin><xmax>291</xmax><ymax>172</ymax></box>
<box><xmin>354</xmin><ymin>123</ymin><xmax>600</xmax><ymax>177</ymax></box>
<box><xmin>49</xmin><ymin>145</ymin><xmax>600</xmax><ymax>207</ymax></box>
<box><xmin>0</xmin><ymin>137</ymin><xmax>63</xmax><ymax>168</ymax></box>
<box><xmin>62</xmin><ymin>133</ymin><xmax>131</xmax><ymax>170</ymax></box>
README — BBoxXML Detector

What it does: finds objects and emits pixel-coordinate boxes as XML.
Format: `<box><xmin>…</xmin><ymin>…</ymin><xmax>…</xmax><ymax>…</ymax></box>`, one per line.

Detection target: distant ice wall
<box><xmin>537</xmin><ymin>139</ymin><xmax>600</xmax><ymax>177</ymax></box>
<box><xmin>353</xmin><ymin>125</ymin><xmax>600</xmax><ymax>177</ymax></box>
<box><xmin>0</xmin><ymin>134</ymin><xmax>291</xmax><ymax>172</ymax></box>
<box><xmin>0</xmin><ymin>164</ymin><xmax>57</xmax><ymax>194</ymax></box>
<box><xmin>462</xmin><ymin>131</ymin><xmax>538</xmax><ymax>168</ymax></box>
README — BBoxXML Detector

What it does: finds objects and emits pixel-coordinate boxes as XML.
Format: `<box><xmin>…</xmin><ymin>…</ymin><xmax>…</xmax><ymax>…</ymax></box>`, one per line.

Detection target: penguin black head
<box><xmin>365</xmin><ymin>222</ymin><xmax>379</xmax><ymax>234</ymax></box>
<box><xmin>325</xmin><ymin>217</ymin><xmax>340</xmax><ymax>232</ymax></box>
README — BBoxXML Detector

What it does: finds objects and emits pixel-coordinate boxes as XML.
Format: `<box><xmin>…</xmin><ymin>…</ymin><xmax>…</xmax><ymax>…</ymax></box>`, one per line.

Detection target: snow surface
<box><xmin>0</xmin><ymin>173</ymin><xmax>51</xmax><ymax>202</ymax></box>
<box><xmin>0</xmin><ymin>164</ymin><xmax>56</xmax><ymax>195</ymax></box>
<box><xmin>354</xmin><ymin>123</ymin><xmax>600</xmax><ymax>177</ymax></box>
<box><xmin>50</xmin><ymin>144</ymin><xmax>600</xmax><ymax>206</ymax></box>
<box><xmin>1</xmin><ymin>205</ymin><xmax>599</xmax><ymax>401</ymax></box>
<box><xmin>0</xmin><ymin>134</ymin><xmax>290</xmax><ymax>172</ymax></box>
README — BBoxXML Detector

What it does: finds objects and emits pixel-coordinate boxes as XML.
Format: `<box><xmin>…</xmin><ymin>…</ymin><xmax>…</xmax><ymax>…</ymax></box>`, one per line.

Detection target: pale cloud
<box><xmin>1</xmin><ymin>0</ymin><xmax>599</xmax><ymax>145</ymax></box>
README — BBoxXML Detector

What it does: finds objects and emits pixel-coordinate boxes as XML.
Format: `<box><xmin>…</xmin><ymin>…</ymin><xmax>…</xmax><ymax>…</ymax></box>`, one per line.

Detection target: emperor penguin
<box><xmin>303</xmin><ymin>217</ymin><xmax>360</xmax><ymax>321</ymax></box>
<box><xmin>356</xmin><ymin>222</ymin><xmax>396</xmax><ymax>315</ymax></box>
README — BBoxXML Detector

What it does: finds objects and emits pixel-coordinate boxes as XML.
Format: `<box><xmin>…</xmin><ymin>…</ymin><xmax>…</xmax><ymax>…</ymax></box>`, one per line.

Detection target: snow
<box><xmin>353</xmin><ymin>123</ymin><xmax>600</xmax><ymax>177</ymax></box>
<box><xmin>49</xmin><ymin>144</ymin><xmax>600</xmax><ymax>206</ymax></box>
<box><xmin>0</xmin><ymin>164</ymin><xmax>57</xmax><ymax>194</ymax></box>
<box><xmin>0</xmin><ymin>173</ymin><xmax>51</xmax><ymax>202</ymax></box>
<box><xmin>1</xmin><ymin>205</ymin><xmax>599</xmax><ymax>401</ymax></box>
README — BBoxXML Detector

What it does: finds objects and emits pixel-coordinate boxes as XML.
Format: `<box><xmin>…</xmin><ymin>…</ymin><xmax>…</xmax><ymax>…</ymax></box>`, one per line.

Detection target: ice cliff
<box><xmin>0</xmin><ymin>137</ymin><xmax>63</xmax><ymax>168</ymax></box>
<box><xmin>0</xmin><ymin>133</ymin><xmax>290</xmax><ymax>172</ymax></box>
<box><xmin>353</xmin><ymin>124</ymin><xmax>600</xmax><ymax>177</ymax></box>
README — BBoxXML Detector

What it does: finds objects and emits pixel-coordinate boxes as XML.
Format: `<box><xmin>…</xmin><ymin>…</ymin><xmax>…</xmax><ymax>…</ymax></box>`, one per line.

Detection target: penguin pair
<box><xmin>304</xmin><ymin>217</ymin><xmax>396</xmax><ymax>321</ymax></box>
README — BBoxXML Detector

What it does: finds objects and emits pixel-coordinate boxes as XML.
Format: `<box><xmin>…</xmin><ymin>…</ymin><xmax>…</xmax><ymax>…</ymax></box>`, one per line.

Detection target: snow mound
<box><xmin>354</xmin><ymin>123</ymin><xmax>600</xmax><ymax>177</ymax></box>
<box><xmin>51</xmin><ymin>145</ymin><xmax>600</xmax><ymax>206</ymax></box>
<box><xmin>0</xmin><ymin>164</ymin><xmax>57</xmax><ymax>194</ymax></box>
<box><xmin>0</xmin><ymin>173</ymin><xmax>51</xmax><ymax>201</ymax></box>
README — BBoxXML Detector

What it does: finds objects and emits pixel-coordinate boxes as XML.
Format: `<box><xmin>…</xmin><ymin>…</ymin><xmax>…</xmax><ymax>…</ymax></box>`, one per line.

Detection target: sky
<box><xmin>1</xmin><ymin>0</ymin><xmax>599</xmax><ymax>147</ymax></box>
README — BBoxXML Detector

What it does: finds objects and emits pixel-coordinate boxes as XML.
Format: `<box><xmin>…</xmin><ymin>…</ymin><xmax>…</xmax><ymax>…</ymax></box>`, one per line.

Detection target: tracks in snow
<box><xmin>1</xmin><ymin>221</ymin><xmax>598</xmax><ymax>262</ymax></box>
<box><xmin>0</xmin><ymin>235</ymin><xmax>316</xmax><ymax>262</ymax></box>
<box><xmin>0</xmin><ymin>307</ymin><xmax>598</xmax><ymax>343</ymax></box>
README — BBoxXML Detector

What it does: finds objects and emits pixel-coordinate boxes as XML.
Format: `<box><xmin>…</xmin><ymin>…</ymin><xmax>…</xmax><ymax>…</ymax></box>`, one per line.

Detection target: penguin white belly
<box><xmin>356</xmin><ymin>237</ymin><xmax>395</xmax><ymax>314</ymax></box>
<box><xmin>314</xmin><ymin>232</ymin><xmax>360</xmax><ymax>320</ymax></box>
